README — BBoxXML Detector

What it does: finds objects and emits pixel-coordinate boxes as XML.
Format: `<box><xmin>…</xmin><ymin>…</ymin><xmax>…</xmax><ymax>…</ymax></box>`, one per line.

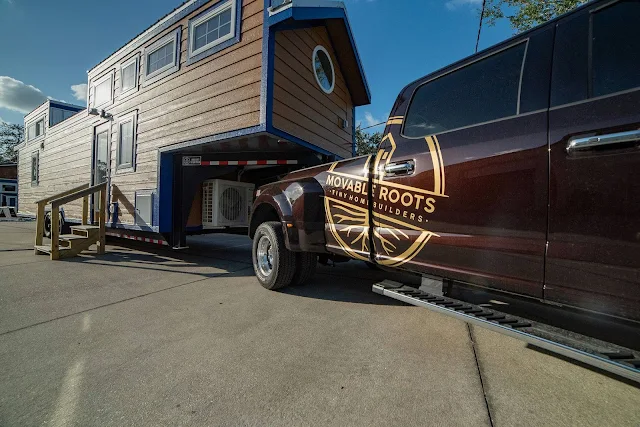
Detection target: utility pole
<box><xmin>475</xmin><ymin>0</ymin><xmax>487</xmax><ymax>53</ymax></box>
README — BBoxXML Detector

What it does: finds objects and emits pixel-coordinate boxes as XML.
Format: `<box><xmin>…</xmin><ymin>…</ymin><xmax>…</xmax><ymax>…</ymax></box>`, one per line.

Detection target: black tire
<box><xmin>291</xmin><ymin>253</ymin><xmax>317</xmax><ymax>286</ymax></box>
<box><xmin>252</xmin><ymin>221</ymin><xmax>296</xmax><ymax>290</ymax></box>
<box><xmin>43</xmin><ymin>212</ymin><xmax>63</xmax><ymax>238</ymax></box>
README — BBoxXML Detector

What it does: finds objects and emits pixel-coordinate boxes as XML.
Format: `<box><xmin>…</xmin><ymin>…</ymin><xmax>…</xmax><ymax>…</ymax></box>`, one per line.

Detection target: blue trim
<box><xmin>159</xmin><ymin>124</ymin><xmax>266</xmax><ymax>153</ymax></box>
<box><xmin>351</xmin><ymin>105</ymin><xmax>356</xmax><ymax>157</ymax></box>
<box><xmin>48</xmin><ymin>103</ymin><xmax>83</xmax><ymax>113</ymax></box>
<box><xmin>266</xmin><ymin>125</ymin><xmax>342</xmax><ymax>158</ymax></box>
<box><xmin>259</xmin><ymin>0</ymin><xmax>271</xmax><ymax>125</ymax></box>
<box><xmin>158</xmin><ymin>152</ymin><xmax>174</xmax><ymax>233</ymax></box>
<box><xmin>185</xmin><ymin>0</ymin><xmax>243</xmax><ymax>66</ymax></box>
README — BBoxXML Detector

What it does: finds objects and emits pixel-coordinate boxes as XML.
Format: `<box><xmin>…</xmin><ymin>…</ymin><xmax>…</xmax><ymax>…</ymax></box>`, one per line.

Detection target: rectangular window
<box><xmin>117</xmin><ymin>114</ymin><xmax>136</xmax><ymax>170</ymax></box>
<box><xmin>143</xmin><ymin>28</ymin><xmax>181</xmax><ymax>86</ymax></box>
<box><xmin>121</xmin><ymin>56</ymin><xmax>139</xmax><ymax>95</ymax></box>
<box><xmin>2</xmin><ymin>184</ymin><xmax>17</xmax><ymax>192</ymax></box>
<box><xmin>27</xmin><ymin>117</ymin><xmax>45</xmax><ymax>141</ymax></box>
<box><xmin>31</xmin><ymin>152</ymin><xmax>39</xmax><ymax>185</ymax></box>
<box><xmin>187</xmin><ymin>0</ymin><xmax>238</xmax><ymax>62</ymax></box>
<box><xmin>591</xmin><ymin>1</ymin><xmax>640</xmax><ymax>98</ymax></box>
<box><xmin>403</xmin><ymin>42</ymin><xmax>527</xmax><ymax>137</ymax></box>
<box><xmin>92</xmin><ymin>74</ymin><xmax>113</xmax><ymax>108</ymax></box>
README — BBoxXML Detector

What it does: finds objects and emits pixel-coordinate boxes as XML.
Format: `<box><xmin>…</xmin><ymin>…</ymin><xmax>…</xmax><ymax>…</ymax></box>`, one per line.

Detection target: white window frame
<box><xmin>120</xmin><ymin>56</ymin><xmax>139</xmax><ymax>98</ymax></box>
<box><xmin>188</xmin><ymin>0</ymin><xmax>236</xmax><ymax>58</ymax></box>
<box><xmin>312</xmin><ymin>45</ymin><xmax>336</xmax><ymax>95</ymax></box>
<box><xmin>27</xmin><ymin>115</ymin><xmax>46</xmax><ymax>142</ymax></box>
<box><xmin>142</xmin><ymin>28</ymin><xmax>181</xmax><ymax>87</ymax></box>
<box><xmin>31</xmin><ymin>151</ymin><xmax>39</xmax><ymax>186</ymax></box>
<box><xmin>116</xmin><ymin>112</ymin><xmax>137</xmax><ymax>172</ymax></box>
<box><xmin>91</xmin><ymin>72</ymin><xmax>114</xmax><ymax>109</ymax></box>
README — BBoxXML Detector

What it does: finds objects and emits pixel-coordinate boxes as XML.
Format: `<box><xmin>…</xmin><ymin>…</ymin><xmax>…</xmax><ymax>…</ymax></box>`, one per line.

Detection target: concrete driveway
<box><xmin>1</xmin><ymin>221</ymin><xmax>638</xmax><ymax>426</ymax></box>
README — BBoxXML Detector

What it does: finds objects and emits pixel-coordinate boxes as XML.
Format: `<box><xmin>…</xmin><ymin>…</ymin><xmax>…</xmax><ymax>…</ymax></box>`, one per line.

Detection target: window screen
<box><xmin>31</xmin><ymin>152</ymin><xmax>39</xmax><ymax>185</ymax></box>
<box><xmin>147</xmin><ymin>42</ymin><xmax>174</xmax><ymax>75</ymax></box>
<box><xmin>592</xmin><ymin>1</ymin><xmax>640</xmax><ymax>97</ymax></box>
<box><xmin>193</xmin><ymin>7</ymin><xmax>232</xmax><ymax>52</ymax></box>
<box><xmin>119</xmin><ymin>119</ymin><xmax>134</xmax><ymax>168</ymax></box>
<box><xmin>121</xmin><ymin>60</ymin><xmax>137</xmax><ymax>92</ymax></box>
<box><xmin>404</xmin><ymin>42</ymin><xmax>527</xmax><ymax>137</ymax></box>
<box><xmin>94</xmin><ymin>77</ymin><xmax>111</xmax><ymax>107</ymax></box>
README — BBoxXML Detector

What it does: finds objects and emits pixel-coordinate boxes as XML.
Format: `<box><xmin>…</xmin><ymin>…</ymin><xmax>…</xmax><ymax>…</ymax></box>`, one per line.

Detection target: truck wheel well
<box><xmin>249</xmin><ymin>204</ymin><xmax>280</xmax><ymax>238</ymax></box>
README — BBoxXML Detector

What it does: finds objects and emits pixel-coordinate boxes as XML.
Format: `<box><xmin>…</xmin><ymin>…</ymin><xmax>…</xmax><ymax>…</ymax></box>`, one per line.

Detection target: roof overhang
<box><xmin>267</xmin><ymin>0</ymin><xmax>371</xmax><ymax>106</ymax></box>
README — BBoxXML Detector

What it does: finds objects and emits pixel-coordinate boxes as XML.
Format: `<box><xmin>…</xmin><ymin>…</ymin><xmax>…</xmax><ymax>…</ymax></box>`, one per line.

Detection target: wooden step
<box><xmin>59</xmin><ymin>234</ymin><xmax>88</xmax><ymax>241</ymax></box>
<box><xmin>71</xmin><ymin>225</ymin><xmax>100</xmax><ymax>237</ymax></box>
<box><xmin>34</xmin><ymin>245</ymin><xmax>72</xmax><ymax>256</ymax></box>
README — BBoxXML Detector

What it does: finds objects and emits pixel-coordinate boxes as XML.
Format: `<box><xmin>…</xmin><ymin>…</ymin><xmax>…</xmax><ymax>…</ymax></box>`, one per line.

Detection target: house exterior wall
<box><xmin>272</xmin><ymin>26</ymin><xmax>354</xmax><ymax>159</ymax></box>
<box><xmin>18</xmin><ymin>111</ymin><xmax>93</xmax><ymax>219</ymax></box>
<box><xmin>18</xmin><ymin>0</ymin><xmax>264</xmax><ymax>226</ymax></box>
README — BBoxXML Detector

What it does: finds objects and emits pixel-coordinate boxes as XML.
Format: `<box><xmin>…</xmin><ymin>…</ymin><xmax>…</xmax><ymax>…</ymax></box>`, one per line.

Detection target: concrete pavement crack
<box><xmin>0</xmin><ymin>266</ymin><xmax>254</xmax><ymax>337</ymax></box>
<box><xmin>467</xmin><ymin>323</ymin><xmax>495</xmax><ymax>427</ymax></box>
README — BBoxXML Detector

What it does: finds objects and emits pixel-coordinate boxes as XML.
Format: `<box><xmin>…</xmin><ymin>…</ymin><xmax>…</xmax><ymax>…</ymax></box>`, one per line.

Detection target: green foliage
<box><xmin>355</xmin><ymin>126</ymin><xmax>382</xmax><ymax>156</ymax></box>
<box><xmin>483</xmin><ymin>0</ymin><xmax>587</xmax><ymax>33</ymax></box>
<box><xmin>0</xmin><ymin>122</ymin><xmax>24</xmax><ymax>164</ymax></box>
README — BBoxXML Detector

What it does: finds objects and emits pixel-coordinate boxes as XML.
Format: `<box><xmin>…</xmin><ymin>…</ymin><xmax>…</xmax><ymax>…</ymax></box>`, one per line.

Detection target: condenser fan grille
<box><xmin>219</xmin><ymin>187</ymin><xmax>243</xmax><ymax>221</ymax></box>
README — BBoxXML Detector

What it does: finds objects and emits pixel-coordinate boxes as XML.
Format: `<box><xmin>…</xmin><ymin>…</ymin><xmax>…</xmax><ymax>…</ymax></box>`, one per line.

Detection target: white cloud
<box><xmin>364</xmin><ymin>111</ymin><xmax>380</xmax><ymax>127</ymax></box>
<box><xmin>71</xmin><ymin>84</ymin><xmax>87</xmax><ymax>102</ymax></box>
<box><xmin>445</xmin><ymin>0</ymin><xmax>481</xmax><ymax>10</ymax></box>
<box><xmin>0</xmin><ymin>76</ymin><xmax>48</xmax><ymax>114</ymax></box>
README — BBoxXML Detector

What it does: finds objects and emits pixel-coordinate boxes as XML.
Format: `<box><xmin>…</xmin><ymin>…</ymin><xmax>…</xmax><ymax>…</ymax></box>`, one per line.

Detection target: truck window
<box><xmin>550</xmin><ymin>14</ymin><xmax>589</xmax><ymax>107</ymax></box>
<box><xmin>591</xmin><ymin>0</ymin><xmax>640</xmax><ymax>97</ymax></box>
<box><xmin>403</xmin><ymin>42</ymin><xmax>526</xmax><ymax>138</ymax></box>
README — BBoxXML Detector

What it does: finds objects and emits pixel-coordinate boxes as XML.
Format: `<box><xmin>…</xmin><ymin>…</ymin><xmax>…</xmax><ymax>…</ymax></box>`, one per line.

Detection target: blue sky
<box><xmin>0</xmin><ymin>0</ymin><xmax>513</xmax><ymax>131</ymax></box>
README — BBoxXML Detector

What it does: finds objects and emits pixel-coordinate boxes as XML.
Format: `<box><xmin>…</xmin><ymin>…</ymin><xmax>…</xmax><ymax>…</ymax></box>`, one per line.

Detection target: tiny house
<box><xmin>17</xmin><ymin>0</ymin><xmax>370</xmax><ymax>247</ymax></box>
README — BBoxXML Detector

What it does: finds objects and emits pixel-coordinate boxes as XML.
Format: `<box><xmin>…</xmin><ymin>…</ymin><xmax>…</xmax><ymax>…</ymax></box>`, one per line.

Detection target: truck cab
<box><xmin>250</xmin><ymin>0</ymin><xmax>640</xmax><ymax>322</ymax></box>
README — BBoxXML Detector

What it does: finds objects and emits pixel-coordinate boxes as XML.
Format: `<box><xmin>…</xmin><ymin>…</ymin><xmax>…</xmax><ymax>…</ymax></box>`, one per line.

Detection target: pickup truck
<box><xmin>249</xmin><ymin>0</ymin><xmax>640</xmax><ymax>322</ymax></box>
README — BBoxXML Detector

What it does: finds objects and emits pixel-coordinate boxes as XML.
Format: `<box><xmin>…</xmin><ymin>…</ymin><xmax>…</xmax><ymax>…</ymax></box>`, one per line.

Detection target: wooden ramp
<box><xmin>33</xmin><ymin>183</ymin><xmax>107</xmax><ymax>260</ymax></box>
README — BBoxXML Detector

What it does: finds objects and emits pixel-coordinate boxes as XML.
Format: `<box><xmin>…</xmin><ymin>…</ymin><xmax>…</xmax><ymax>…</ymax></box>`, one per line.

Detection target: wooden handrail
<box><xmin>35</xmin><ymin>183</ymin><xmax>90</xmax><ymax>205</ymax></box>
<box><xmin>51</xmin><ymin>182</ymin><xmax>107</xmax><ymax>208</ymax></box>
<box><xmin>34</xmin><ymin>181</ymin><xmax>107</xmax><ymax>259</ymax></box>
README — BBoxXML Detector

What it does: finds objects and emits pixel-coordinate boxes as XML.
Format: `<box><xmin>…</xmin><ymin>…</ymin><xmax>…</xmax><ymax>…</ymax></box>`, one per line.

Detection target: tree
<box><xmin>355</xmin><ymin>126</ymin><xmax>382</xmax><ymax>156</ymax></box>
<box><xmin>0</xmin><ymin>122</ymin><xmax>24</xmax><ymax>163</ymax></box>
<box><xmin>482</xmin><ymin>0</ymin><xmax>587</xmax><ymax>33</ymax></box>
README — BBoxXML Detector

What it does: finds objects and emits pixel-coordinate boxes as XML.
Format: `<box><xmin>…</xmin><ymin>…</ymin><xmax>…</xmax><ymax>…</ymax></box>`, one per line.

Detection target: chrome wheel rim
<box><xmin>256</xmin><ymin>235</ymin><xmax>274</xmax><ymax>277</ymax></box>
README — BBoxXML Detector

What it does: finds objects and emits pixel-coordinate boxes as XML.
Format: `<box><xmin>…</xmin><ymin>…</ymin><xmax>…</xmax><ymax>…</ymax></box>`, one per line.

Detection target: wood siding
<box><xmin>18</xmin><ymin>111</ymin><xmax>94</xmax><ymax>219</ymax></box>
<box><xmin>272</xmin><ymin>27</ymin><xmax>354</xmax><ymax>159</ymax></box>
<box><xmin>19</xmin><ymin>0</ymin><xmax>264</xmax><ymax>226</ymax></box>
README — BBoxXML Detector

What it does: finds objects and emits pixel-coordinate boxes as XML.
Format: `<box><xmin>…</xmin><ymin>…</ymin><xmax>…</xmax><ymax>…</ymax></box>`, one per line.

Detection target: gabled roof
<box><xmin>267</xmin><ymin>0</ymin><xmax>371</xmax><ymax>106</ymax></box>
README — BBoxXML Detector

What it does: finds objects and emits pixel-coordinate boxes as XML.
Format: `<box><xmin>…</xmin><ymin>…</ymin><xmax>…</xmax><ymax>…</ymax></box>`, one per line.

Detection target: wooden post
<box><xmin>98</xmin><ymin>186</ymin><xmax>106</xmax><ymax>254</ymax></box>
<box><xmin>82</xmin><ymin>195</ymin><xmax>89</xmax><ymax>225</ymax></box>
<box><xmin>50</xmin><ymin>204</ymin><xmax>60</xmax><ymax>260</ymax></box>
<box><xmin>34</xmin><ymin>202</ymin><xmax>45</xmax><ymax>254</ymax></box>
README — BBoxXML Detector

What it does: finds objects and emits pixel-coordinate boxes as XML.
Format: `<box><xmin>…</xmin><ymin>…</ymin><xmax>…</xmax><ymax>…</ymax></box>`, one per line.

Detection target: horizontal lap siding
<box><xmin>272</xmin><ymin>27</ymin><xmax>354</xmax><ymax>159</ymax></box>
<box><xmin>80</xmin><ymin>0</ymin><xmax>263</xmax><ymax>226</ymax></box>
<box><xmin>18</xmin><ymin>112</ymin><xmax>94</xmax><ymax>219</ymax></box>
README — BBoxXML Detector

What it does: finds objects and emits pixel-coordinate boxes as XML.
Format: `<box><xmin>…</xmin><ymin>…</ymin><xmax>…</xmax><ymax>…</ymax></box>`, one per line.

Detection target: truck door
<box><xmin>546</xmin><ymin>1</ymin><xmax>640</xmax><ymax>320</ymax></box>
<box><xmin>371</xmin><ymin>27</ymin><xmax>554</xmax><ymax>298</ymax></box>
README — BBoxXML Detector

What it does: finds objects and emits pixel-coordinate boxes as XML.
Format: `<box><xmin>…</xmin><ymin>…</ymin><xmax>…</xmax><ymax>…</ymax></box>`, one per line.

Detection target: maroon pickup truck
<box><xmin>249</xmin><ymin>0</ymin><xmax>640</xmax><ymax>322</ymax></box>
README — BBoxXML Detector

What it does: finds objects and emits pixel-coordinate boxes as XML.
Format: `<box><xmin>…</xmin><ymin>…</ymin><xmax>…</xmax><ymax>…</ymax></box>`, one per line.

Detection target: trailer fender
<box><xmin>250</xmin><ymin>179</ymin><xmax>327</xmax><ymax>253</ymax></box>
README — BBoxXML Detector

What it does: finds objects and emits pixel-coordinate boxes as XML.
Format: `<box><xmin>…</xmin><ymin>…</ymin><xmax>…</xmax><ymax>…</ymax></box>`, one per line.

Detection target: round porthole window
<box><xmin>312</xmin><ymin>46</ymin><xmax>335</xmax><ymax>94</ymax></box>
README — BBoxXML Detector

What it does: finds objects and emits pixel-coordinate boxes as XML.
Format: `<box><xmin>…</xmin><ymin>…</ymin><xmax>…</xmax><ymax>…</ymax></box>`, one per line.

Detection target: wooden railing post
<box><xmin>34</xmin><ymin>201</ymin><xmax>45</xmax><ymax>253</ymax></box>
<box><xmin>50</xmin><ymin>204</ymin><xmax>60</xmax><ymax>260</ymax></box>
<box><xmin>82</xmin><ymin>195</ymin><xmax>89</xmax><ymax>225</ymax></box>
<box><xmin>98</xmin><ymin>186</ymin><xmax>106</xmax><ymax>254</ymax></box>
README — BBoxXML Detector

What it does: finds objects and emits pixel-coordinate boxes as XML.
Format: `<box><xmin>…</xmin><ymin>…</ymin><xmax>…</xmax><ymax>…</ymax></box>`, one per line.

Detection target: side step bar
<box><xmin>373</xmin><ymin>280</ymin><xmax>640</xmax><ymax>384</ymax></box>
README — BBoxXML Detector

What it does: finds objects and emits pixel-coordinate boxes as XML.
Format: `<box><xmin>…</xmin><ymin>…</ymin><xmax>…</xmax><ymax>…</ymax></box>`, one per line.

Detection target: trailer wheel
<box><xmin>43</xmin><ymin>212</ymin><xmax>64</xmax><ymax>238</ymax></box>
<box><xmin>292</xmin><ymin>253</ymin><xmax>317</xmax><ymax>286</ymax></box>
<box><xmin>252</xmin><ymin>221</ymin><xmax>296</xmax><ymax>290</ymax></box>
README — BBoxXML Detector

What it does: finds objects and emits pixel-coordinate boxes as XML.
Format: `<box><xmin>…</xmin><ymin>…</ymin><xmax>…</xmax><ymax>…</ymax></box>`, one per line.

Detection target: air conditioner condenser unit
<box><xmin>202</xmin><ymin>179</ymin><xmax>255</xmax><ymax>228</ymax></box>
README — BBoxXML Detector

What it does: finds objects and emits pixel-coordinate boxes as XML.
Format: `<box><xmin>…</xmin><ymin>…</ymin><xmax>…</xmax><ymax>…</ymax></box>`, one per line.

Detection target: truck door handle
<box><xmin>384</xmin><ymin>160</ymin><xmax>415</xmax><ymax>176</ymax></box>
<box><xmin>566</xmin><ymin>129</ymin><xmax>640</xmax><ymax>153</ymax></box>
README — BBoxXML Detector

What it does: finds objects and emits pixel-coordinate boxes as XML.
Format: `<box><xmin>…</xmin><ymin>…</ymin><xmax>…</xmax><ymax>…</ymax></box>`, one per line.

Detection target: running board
<box><xmin>373</xmin><ymin>280</ymin><xmax>640</xmax><ymax>384</ymax></box>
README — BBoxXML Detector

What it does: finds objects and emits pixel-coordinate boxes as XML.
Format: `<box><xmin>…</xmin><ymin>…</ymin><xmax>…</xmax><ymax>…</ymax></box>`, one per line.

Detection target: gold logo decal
<box><xmin>324</xmin><ymin>133</ymin><xmax>448</xmax><ymax>267</ymax></box>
